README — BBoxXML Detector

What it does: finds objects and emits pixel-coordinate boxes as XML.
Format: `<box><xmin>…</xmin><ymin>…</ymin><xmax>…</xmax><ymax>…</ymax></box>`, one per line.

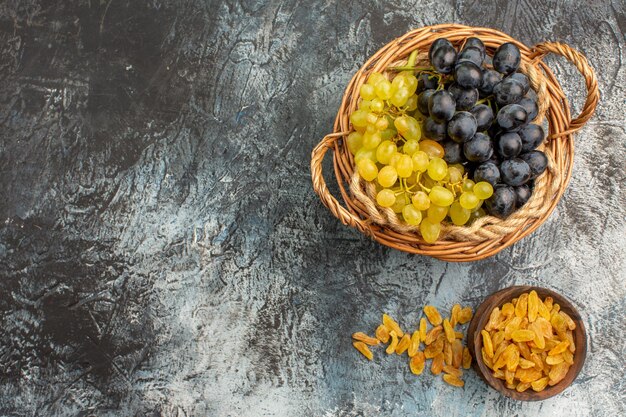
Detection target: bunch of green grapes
<box><xmin>347</xmin><ymin>66</ymin><xmax>495</xmax><ymax>243</ymax></box>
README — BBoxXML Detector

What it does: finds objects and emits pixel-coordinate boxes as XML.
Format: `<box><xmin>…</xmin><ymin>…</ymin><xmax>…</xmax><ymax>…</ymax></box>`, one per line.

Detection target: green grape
<box><xmin>375</xmin><ymin>117</ymin><xmax>389</xmax><ymax>131</ymax></box>
<box><xmin>412</xmin><ymin>191</ymin><xmax>431</xmax><ymax>211</ymax></box>
<box><xmin>360</xmin><ymin>84</ymin><xmax>376</xmax><ymax>100</ymax></box>
<box><xmin>419</xmin><ymin>140</ymin><xmax>445</xmax><ymax>158</ymax></box>
<box><xmin>473</xmin><ymin>181</ymin><xmax>494</xmax><ymax>199</ymax></box>
<box><xmin>366</xmin><ymin>113</ymin><xmax>378</xmax><ymax>126</ymax></box>
<box><xmin>469</xmin><ymin>207</ymin><xmax>486</xmax><ymax>223</ymax></box>
<box><xmin>403</xmin><ymin>140</ymin><xmax>420</xmax><ymax>155</ymax></box>
<box><xmin>401</xmin><ymin>72</ymin><xmax>418</xmax><ymax>95</ymax></box>
<box><xmin>389</xmin><ymin>152</ymin><xmax>402</xmax><ymax>168</ymax></box>
<box><xmin>447</xmin><ymin>166</ymin><xmax>463</xmax><ymax>183</ymax></box>
<box><xmin>380</xmin><ymin>128</ymin><xmax>396</xmax><ymax>141</ymax></box>
<box><xmin>376</xmin><ymin>189</ymin><xmax>396</xmax><ymax>207</ymax></box>
<box><xmin>390</xmin><ymin>88</ymin><xmax>410</xmax><ymax>107</ymax></box>
<box><xmin>450</xmin><ymin>164</ymin><xmax>465</xmax><ymax>175</ymax></box>
<box><xmin>420</xmin><ymin>218</ymin><xmax>441</xmax><ymax>243</ymax></box>
<box><xmin>429</xmin><ymin>185</ymin><xmax>454</xmax><ymax>207</ymax></box>
<box><xmin>376</xmin><ymin>140</ymin><xmax>397</xmax><ymax>164</ymax></box>
<box><xmin>354</xmin><ymin>148</ymin><xmax>377</xmax><ymax>164</ymax></box>
<box><xmin>427</xmin><ymin>204</ymin><xmax>448</xmax><ymax>222</ymax></box>
<box><xmin>359</xmin><ymin>100</ymin><xmax>371</xmax><ymax>111</ymax></box>
<box><xmin>427</xmin><ymin>157</ymin><xmax>448</xmax><ymax>181</ymax></box>
<box><xmin>405</xmin><ymin>94</ymin><xmax>418</xmax><ymax>111</ymax></box>
<box><xmin>394</xmin><ymin>115</ymin><xmax>421</xmax><ymax>141</ymax></box>
<box><xmin>378</xmin><ymin>166</ymin><xmax>398</xmax><ymax>188</ymax></box>
<box><xmin>374</xmin><ymin>79</ymin><xmax>392</xmax><ymax>100</ymax></box>
<box><xmin>449</xmin><ymin>201</ymin><xmax>471</xmax><ymax>226</ymax></box>
<box><xmin>346</xmin><ymin>132</ymin><xmax>363</xmax><ymax>155</ymax></box>
<box><xmin>370</xmin><ymin>98</ymin><xmax>384</xmax><ymax>113</ymax></box>
<box><xmin>367</xmin><ymin>72</ymin><xmax>386</xmax><ymax>86</ymax></box>
<box><xmin>362</xmin><ymin>131</ymin><xmax>382</xmax><ymax>150</ymax></box>
<box><xmin>396</xmin><ymin>154</ymin><xmax>413</xmax><ymax>178</ymax></box>
<box><xmin>462</xmin><ymin>179</ymin><xmax>475</xmax><ymax>192</ymax></box>
<box><xmin>392</xmin><ymin>192</ymin><xmax>409</xmax><ymax>213</ymax></box>
<box><xmin>459</xmin><ymin>192</ymin><xmax>480</xmax><ymax>210</ymax></box>
<box><xmin>357</xmin><ymin>159</ymin><xmax>378</xmax><ymax>182</ymax></box>
<box><xmin>350</xmin><ymin>109</ymin><xmax>369</xmax><ymax>128</ymax></box>
<box><xmin>411</xmin><ymin>151</ymin><xmax>429</xmax><ymax>172</ymax></box>
<box><xmin>402</xmin><ymin>204</ymin><xmax>423</xmax><ymax>226</ymax></box>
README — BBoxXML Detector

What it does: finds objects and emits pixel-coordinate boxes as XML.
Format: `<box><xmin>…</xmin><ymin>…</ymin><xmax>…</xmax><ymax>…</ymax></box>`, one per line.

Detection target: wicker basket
<box><xmin>311</xmin><ymin>24</ymin><xmax>598</xmax><ymax>262</ymax></box>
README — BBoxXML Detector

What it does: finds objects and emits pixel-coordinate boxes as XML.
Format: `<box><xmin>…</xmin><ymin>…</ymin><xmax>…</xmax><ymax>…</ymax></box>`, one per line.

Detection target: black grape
<box><xmin>497</xmin><ymin>104</ymin><xmax>528</xmax><ymax>131</ymax></box>
<box><xmin>500</xmin><ymin>158</ymin><xmax>531</xmax><ymax>186</ymax></box>
<box><xmin>495</xmin><ymin>132</ymin><xmax>523</xmax><ymax>159</ymax></box>
<box><xmin>417</xmin><ymin>89</ymin><xmax>435</xmax><ymax>115</ymax></box>
<box><xmin>417</xmin><ymin>73</ymin><xmax>439</xmax><ymax>93</ymax></box>
<box><xmin>485</xmin><ymin>185</ymin><xmax>517</xmax><ymax>218</ymax></box>
<box><xmin>448</xmin><ymin>83</ymin><xmax>478</xmax><ymax>111</ymax></box>
<box><xmin>518</xmin><ymin>97</ymin><xmax>539</xmax><ymax>121</ymax></box>
<box><xmin>470</xmin><ymin>104</ymin><xmax>494</xmax><ymax>131</ymax></box>
<box><xmin>473</xmin><ymin>161</ymin><xmax>501</xmax><ymax>186</ymax></box>
<box><xmin>519</xmin><ymin>151</ymin><xmax>548</xmax><ymax>179</ymax></box>
<box><xmin>428</xmin><ymin>90</ymin><xmax>456</xmax><ymax>122</ymax></box>
<box><xmin>454</xmin><ymin>61</ymin><xmax>482</xmax><ymax>89</ymax></box>
<box><xmin>463</xmin><ymin>132</ymin><xmax>493</xmax><ymax>162</ymax></box>
<box><xmin>447</xmin><ymin>111</ymin><xmax>478</xmax><ymax>143</ymax></box>
<box><xmin>423</xmin><ymin>117</ymin><xmax>448</xmax><ymax>142</ymax></box>
<box><xmin>431</xmin><ymin>43</ymin><xmax>457</xmax><ymax>74</ymax></box>
<box><xmin>514</xmin><ymin>184</ymin><xmax>532</xmax><ymax>208</ymax></box>
<box><xmin>492</xmin><ymin>43</ymin><xmax>521</xmax><ymax>74</ymax></box>
<box><xmin>457</xmin><ymin>47</ymin><xmax>483</xmax><ymax>67</ymax></box>
<box><xmin>480</xmin><ymin>69</ymin><xmax>503</xmax><ymax>97</ymax></box>
<box><xmin>443</xmin><ymin>140</ymin><xmax>464</xmax><ymax>164</ymax></box>
<box><xmin>493</xmin><ymin>78</ymin><xmax>525</xmax><ymax>105</ymax></box>
<box><xmin>518</xmin><ymin>124</ymin><xmax>545</xmax><ymax>152</ymax></box>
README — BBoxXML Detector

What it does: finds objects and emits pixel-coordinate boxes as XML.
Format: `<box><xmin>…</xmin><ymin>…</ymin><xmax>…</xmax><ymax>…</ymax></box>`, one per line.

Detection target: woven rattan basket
<box><xmin>311</xmin><ymin>24</ymin><xmax>598</xmax><ymax>262</ymax></box>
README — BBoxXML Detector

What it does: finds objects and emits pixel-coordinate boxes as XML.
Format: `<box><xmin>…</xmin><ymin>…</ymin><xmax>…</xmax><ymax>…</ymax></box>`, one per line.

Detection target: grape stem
<box><xmin>407</xmin><ymin>50</ymin><xmax>419</xmax><ymax>68</ymax></box>
<box><xmin>390</xmin><ymin>65</ymin><xmax>432</xmax><ymax>72</ymax></box>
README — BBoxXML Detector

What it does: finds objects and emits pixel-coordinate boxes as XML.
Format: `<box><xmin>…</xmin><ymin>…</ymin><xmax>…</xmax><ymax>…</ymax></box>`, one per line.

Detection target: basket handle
<box><xmin>530</xmin><ymin>41</ymin><xmax>599</xmax><ymax>137</ymax></box>
<box><xmin>311</xmin><ymin>132</ymin><xmax>373</xmax><ymax>236</ymax></box>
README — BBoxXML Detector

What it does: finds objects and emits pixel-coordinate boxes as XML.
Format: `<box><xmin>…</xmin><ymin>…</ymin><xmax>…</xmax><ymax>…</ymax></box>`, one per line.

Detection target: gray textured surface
<box><xmin>0</xmin><ymin>0</ymin><xmax>625</xmax><ymax>416</ymax></box>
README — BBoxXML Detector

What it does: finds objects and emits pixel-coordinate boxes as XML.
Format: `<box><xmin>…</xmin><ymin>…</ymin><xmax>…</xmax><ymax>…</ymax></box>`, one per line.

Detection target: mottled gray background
<box><xmin>0</xmin><ymin>0</ymin><xmax>624</xmax><ymax>416</ymax></box>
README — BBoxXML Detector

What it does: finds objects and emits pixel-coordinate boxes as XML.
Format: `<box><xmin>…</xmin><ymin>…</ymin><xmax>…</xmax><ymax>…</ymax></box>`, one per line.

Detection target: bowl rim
<box><xmin>467</xmin><ymin>285</ymin><xmax>587</xmax><ymax>401</ymax></box>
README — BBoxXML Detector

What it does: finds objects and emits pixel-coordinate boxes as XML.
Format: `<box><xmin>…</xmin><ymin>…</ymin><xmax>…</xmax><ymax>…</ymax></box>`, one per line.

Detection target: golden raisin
<box><xmin>443</xmin><ymin>319</ymin><xmax>455</xmax><ymax>343</ymax></box>
<box><xmin>551</xmin><ymin>312</ymin><xmax>567</xmax><ymax>333</ymax></box>
<box><xmin>504</xmin><ymin>316</ymin><xmax>522</xmax><ymax>340</ymax></box>
<box><xmin>515</xmin><ymin>367</ymin><xmax>542</xmax><ymax>383</ymax></box>
<box><xmin>424</xmin><ymin>338</ymin><xmax>444</xmax><ymax>359</ymax></box>
<box><xmin>562</xmin><ymin>349</ymin><xmax>574</xmax><ymax>365</ymax></box>
<box><xmin>548</xmin><ymin>340</ymin><xmax>570</xmax><ymax>356</ymax></box>
<box><xmin>560</xmin><ymin>311</ymin><xmax>576</xmax><ymax>330</ymax></box>
<box><xmin>353</xmin><ymin>341</ymin><xmax>373</xmax><ymax>360</ymax></box>
<box><xmin>530</xmin><ymin>353</ymin><xmax>544</xmax><ymax>372</ymax></box>
<box><xmin>504</xmin><ymin>369</ymin><xmax>515</xmax><ymax>385</ymax></box>
<box><xmin>395</xmin><ymin>334</ymin><xmax>411</xmax><ymax>355</ymax></box>
<box><xmin>491</xmin><ymin>331</ymin><xmax>505</xmax><ymax>349</ymax></box>
<box><xmin>501</xmin><ymin>302</ymin><xmax>514</xmax><ymax>318</ymax></box>
<box><xmin>443</xmin><ymin>365</ymin><xmax>463</xmax><ymax>378</ymax></box>
<box><xmin>481</xmin><ymin>330</ymin><xmax>494</xmax><ymax>358</ymax></box>
<box><xmin>352</xmin><ymin>332</ymin><xmax>380</xmax><ymax>346</ymax></box>
<box><xmin>442</xmin><ymin>373</ymin><xmax>464</xmax><ymax>387</ymax></box>
<box><xmin>409</xmin><ymin>351</ymin><xmax>426</xmax><ymax>375</ymax></box>
<box><xmin>528</xmin><ymin>290</ymin><xmax>539</xmax><ymax>322</ymax></box>
<box><xmin>531</xmin><ymin>377</ymin><xmax>549</xmax><ymax>392</ymax></box>
<box><xmin>516</xmin><ymin>382</ymin><xmax>531</xmax><ymax>392</ymax></box>
<box><xmin>386</xmin><ymin>331</ymin><xmax>399</xmax><ymax>354</ymax></box>
<box><xmin>458</xmin><ymin>306</ymin><xmax>473</xmax><ymax>324</ymax></box>
<box><xmin>408</xmin><ymin>331</ymin><xmax>420</xmax><ymax>357</ymax></box>
<box><xmin>485</xmin><ymin>307</ymin><xmax>501</xmax><ymax>331</ymax></box>
<box><xmin>546</xmin><ymin>354</ymin><xmax>564</xmax><ymax>365</ymax></box>
<box><xmin>425</xmin><ymin>325</ymin><xmax>443</xmax><ymax>345</ymax></box>
<box><xmin>452</xmin><ymin>339</ymin><xmax>463</xmax><ymax>369</ymax></box>
<box><xmin>505</xmin><ymin>345</ymin><xmax>520</xmax><ymax>372</ymax></box>
<box><xmin>482</xmin><ymin>347</ymin><xmax>494</xmax><ymax>369</ymax></box>
<box><xmin>548</xmin><ymin>362</ymin><xmax>570</xmax><ymax>386</ymax></box>
<box><xmin>515</xmin><ymin>293</ymin><xmax>528</xmax><ymax>318</ymax></box>
<box><xmin>462</xmin><ymin>347</ymin><xmax>472</xmax><ymax>369</ymax></box>
<box><xmin>424</xmin><ymin>305</ymin><xmax>443</xmax><ymax>326</ymax></box>
<box><xmin>519</xmin><ymin>358</ymin><xmax>536</xmax><ymax>369</ymax></box>
<box><xmin>383</xmin><ymin>314</ymin><xmax>404</xmax><ymax>337</ymax></box>
<box><xmin>564</xmin><ymin>330</ymin><xmax>576</xmax><ymax>353</ymax></box>
<box><xmin>543</xmin><ymin>296</ymin><xmax>553</xmax><ymax>311</ymax></box>
<box><xmin>516</xmin><ymin>341</ymin><xmax>532</xmax><ymax>360</ymax></box>
<box><xmin>493</xmin><ymin>344</ymin><xmax>515</xmax><ymax>370</ymax></box>
<box><xmin>450</xmin><ymin>304</ymin><xmax>461</xmax><ymax>327</ymax></box>
<box><xmin>455</xmin><ymin>331</ymin><xmax>463</xmax><ymax>339</ymax></box>
<box><xmin>444</xmin><ymin>341</ymin><xmax>453</xmax><ymax>366</ymax></box>
<box><xmin>375</xmin><ymin>324</ymin><xmax>390</xmax><ymax>343</ymax></box>
<box><xmin>431</xmin><ymin>352</ymin><xmax>444</xmax><ymax>375</ymax></box>
<box><xmin>511</xmin><ymin>329</ymin><xmax>535</xmax><ymax>343</ymax></box>
<box><xmin>492</xmin><ymin>369</ymin><xmax>505</xmax><ymax>380</ymax></box>
<box><xmin>537</xmin><ymin>299</ymin><xmax>551</xmax><ymax>320</ymax></box>
<box><xmin>419</xmin><ymin>318</ymin><xmax>428</xmax><ymax>342</ymax></box>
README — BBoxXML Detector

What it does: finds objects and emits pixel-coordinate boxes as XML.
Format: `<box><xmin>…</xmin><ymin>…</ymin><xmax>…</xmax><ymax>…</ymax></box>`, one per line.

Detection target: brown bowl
<box><xmin>467</xmin><ymin>285</ymin><xmax>587</xmax><ymax>400</ymax></box>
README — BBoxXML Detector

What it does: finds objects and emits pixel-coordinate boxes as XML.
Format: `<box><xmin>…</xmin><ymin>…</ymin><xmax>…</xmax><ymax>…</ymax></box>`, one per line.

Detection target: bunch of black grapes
<box><xmin>417</xmin><ymin>38</ymin><xmax>548</xmax><ymax>218</ymax></box>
